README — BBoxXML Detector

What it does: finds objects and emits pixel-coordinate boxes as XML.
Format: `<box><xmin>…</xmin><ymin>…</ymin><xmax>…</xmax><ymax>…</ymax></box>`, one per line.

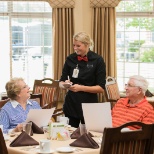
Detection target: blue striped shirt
<box><xmin>0</xmin><ymin>99</ymin><xmax>41</xmax><ymax>133</ymax></box>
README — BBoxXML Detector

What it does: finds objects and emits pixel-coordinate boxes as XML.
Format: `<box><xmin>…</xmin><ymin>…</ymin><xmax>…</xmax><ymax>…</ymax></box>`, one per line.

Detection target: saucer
<box><xmin>56</xmin><ymin>147</ymin><xmax>76</xmax><ymax>153</ymax></box>
<box><xmin>37</xmin><ymin>149</ymin><xmax>54</xmax><ymax>154</ymax></box>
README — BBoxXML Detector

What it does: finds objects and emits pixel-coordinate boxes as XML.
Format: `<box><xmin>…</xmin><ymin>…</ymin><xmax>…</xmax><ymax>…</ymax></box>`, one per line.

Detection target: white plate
<box><xmin>56</xmin><ymin>147</ymin><xmax>76</xmax><ymax>153</ymax></box>
<box><xmin>37</xmin><ymin>149</ymin><xmax>54</xmax><ymax>154</ymax></box>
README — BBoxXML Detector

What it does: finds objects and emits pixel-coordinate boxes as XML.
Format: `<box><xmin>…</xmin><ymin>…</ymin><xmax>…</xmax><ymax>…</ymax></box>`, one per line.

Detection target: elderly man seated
<box><xmin>112</xmin><ymin>75</ymin><xmax>154</xmax><ymax>130</ymax></box>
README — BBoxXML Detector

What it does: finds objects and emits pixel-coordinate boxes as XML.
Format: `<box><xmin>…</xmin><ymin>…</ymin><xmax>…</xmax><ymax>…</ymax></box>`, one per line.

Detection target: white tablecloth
<box><xmin>6</xmin><ymin>131</ymin><xmax>102</xmax><ymax>154</ymax></box>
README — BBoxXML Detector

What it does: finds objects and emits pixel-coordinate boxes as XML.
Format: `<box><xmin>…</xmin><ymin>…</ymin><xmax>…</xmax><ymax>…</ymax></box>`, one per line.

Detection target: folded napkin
<box><xmin>10</xmin><ymin>131</ymin><xmax>39</xmax><ymax>147</ymax></box>
<box><xmin>70</xmin><ymin>127</ymin><xmax>94</xmax><ymax>139</ymax></box>
<box><xmin>70</xmin><ymin>127</ymin><xmax>80</xmax><ymax>139</ymax></box>
<box><xmin>70</xmin><ymin>133</ymin><xmax>99</xmax><ymax>149</ymax></box>
<box><xmin>145</xmin><ymin>89</ymin><xmax>154</xmax><ymax>97</ymax></box>
<box><xmin>31</xmin><ymin>121</ymin><xmax>44</xmax><ymax>134</ymax></box>
<box><xmin>88</xmin><ymin>132</ymin><xmax>94</xmax><ymax>137</ymax></box>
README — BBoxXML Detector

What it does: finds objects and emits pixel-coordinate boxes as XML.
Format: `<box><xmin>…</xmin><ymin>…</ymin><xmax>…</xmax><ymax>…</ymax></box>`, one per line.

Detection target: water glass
<box><xmin>22</xmin><ymin>122</ymin><xmax>32</xmax><ymax>135</ymax></box>
<box><xmin>79</xmin><ymin>123</ymin><xmax>87</xmax><ymax>135</ymax></box>
<box><xmin>43</xmin><ymin>126</ymin><xmax>51</xmax><ymax>139</ymax></box>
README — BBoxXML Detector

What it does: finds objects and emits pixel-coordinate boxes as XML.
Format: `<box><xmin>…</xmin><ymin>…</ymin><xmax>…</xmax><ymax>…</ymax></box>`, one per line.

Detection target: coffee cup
<box><xmin>40</xmin><ymin>139</ymin><xmax>51</xmax><ymax>153</ymax></box>
<box><xmin>59</xmin><ymin>117</ymin><xmax>69</xmax><ymax>125</ymax></box>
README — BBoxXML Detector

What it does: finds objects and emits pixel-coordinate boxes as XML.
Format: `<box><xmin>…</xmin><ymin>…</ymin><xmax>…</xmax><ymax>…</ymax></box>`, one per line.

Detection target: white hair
<box><xmin>129</xmin><ymin>75</ymin><xmax>149</xmax><ymax>94</ymax></box>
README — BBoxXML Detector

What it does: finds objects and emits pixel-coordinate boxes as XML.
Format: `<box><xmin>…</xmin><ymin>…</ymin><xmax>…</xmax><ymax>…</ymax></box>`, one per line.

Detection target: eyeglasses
<box><xmin>125</xmin><ymin>84</ymin><xmax>139</xmax><ymax>88</ymax></box>
<box><xmin>22</xmin><ymin>85</ymin><xmax>29</xmax><ymax>89</ymax></box>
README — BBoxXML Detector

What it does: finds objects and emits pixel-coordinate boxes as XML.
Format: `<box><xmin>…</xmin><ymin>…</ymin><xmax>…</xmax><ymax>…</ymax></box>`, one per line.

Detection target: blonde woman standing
<box><xmin>59</xmin><ymin>32</ymin><xmax>106</xmax><ymax>128</ymax></box>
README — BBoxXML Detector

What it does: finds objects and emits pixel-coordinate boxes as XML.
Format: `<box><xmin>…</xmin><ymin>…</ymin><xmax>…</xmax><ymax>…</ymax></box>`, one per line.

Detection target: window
<box><xmin>116</xmin><ymin>0</ymin><xmax>154</xmax><ymax>92</ymax></box>
<box><xmin>0</xmin><ymin>1</ymin><xmax>52</xmax><ymax>93</ymax></box>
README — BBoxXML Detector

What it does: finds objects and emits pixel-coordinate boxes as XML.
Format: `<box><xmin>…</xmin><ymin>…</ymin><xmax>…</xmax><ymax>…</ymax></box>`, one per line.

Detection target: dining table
<box><xmin>6</xmin><ymin>129</ymin><xmax>102</xmax><ymax>154</ymax></box>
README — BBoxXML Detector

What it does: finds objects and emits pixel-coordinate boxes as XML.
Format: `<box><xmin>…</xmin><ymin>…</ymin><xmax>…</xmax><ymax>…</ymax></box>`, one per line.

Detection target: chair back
<box><xmin>0</xmin><ymin>128</ymin><xmax>8</xmax><ymax>154</ymax></box>
<box><xmin>52</xmin><ymin>108</ymin><xmax>64</xmax><ymax>122</ymax></box>
<box><xmin>30</xmin><ymin>93</ymin><xmax>42</xmax><ymax>105</ymax></box>
<box><xmin>100</xmin><ymin>122</ymin><xmax>154</xmax><ymax>154</ymax></box>
<box><xmin>105</xmin><ymin>76</ymin><xmax>120</xmax><ymax>109</ymax></box>
<box><xmin>32</xmin><ymin>78</ymin><xmax>60</xmax><ymax>108</ymax></box>
<box><xmin>0</xmin><ymin>98</ymin><xmax>10</xmax><ymax>108</ymax></box>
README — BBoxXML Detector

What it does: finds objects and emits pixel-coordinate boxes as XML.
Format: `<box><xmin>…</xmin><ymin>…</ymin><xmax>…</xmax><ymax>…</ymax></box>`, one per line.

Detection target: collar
<box><xmin>125</xmin><ymin>96</ymin><xmax>147</xmax><ymax>108</ymax></box>
<box><xmin>11</xmin><ymin>100</ymin><xmax>32</xmax><ymax>108</ymax></box>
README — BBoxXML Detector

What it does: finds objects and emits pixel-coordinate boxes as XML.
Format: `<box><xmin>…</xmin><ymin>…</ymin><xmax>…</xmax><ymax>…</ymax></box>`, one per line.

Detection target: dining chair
<box><xmin>0</xmin><ymin>128</ymin><xmax>8</xmax><ymax>154</ymax></box>
<box><xmin>0</xmin><ymin>98</ymin><xmax>10</xmax><ymax>108</ymax></box>
<box><xmin>100</xmin><ymin>121</ymin><xmax>154</xmax><ymax>154</ymax></box>
<box><xmin>52</xmin><ymin>108</ymin><xmax>64</xmax><ymax>122</ymax></box>
<box><xmin>30</xmin><ymin>93</ymin><xmax>42</xmax><ymax>106</ymax></box>
<box><xmin>149</xmin><ymin>101</ymin><xmax>154</xmax><ymax>108</ymax></box>
<box><xmin>105</xmin><ymin>76</ymin><xmax>120</xmax><ymax>109</ymax></box>
<box><xmin>31</xmin><ymin>78</ymin><xmax>60</xmax><ymax>108</ymax></box>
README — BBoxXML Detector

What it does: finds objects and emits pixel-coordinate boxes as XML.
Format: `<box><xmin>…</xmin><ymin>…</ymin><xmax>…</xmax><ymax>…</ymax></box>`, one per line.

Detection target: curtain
<box><xmin>52</xmin><ymin>8</ymin><xmax>74</xmax><ymax>80</ymax></box>
<box><xmin>50</xmin><ymin>0</ymin><xmax>75</xmax><ymax>101</ymax></box>
<box><xmin>90</xmin><ymin>0</ymin><xmax>121</xmax><ymax>102</ymax></box>
<box><xmin>92</xmin><ymin>7</ymin><xmax>116</xmax><ymax>77</ymax></box>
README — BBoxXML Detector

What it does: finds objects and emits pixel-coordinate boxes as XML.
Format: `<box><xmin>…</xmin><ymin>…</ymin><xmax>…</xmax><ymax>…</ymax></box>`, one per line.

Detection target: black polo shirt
<box><xmin>60</xmin><ymin>50</ymin><xmax>106</xmax><ymax>119</ymax></box>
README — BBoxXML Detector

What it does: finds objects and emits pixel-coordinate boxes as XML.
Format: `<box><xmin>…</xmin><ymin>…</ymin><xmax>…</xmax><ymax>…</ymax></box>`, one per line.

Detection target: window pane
<box><xmin>117</xmin><ymin>0</ymin><xmax>153</xmax><ymax>12</ymax></box>
<box><xmin>0</xmin><ymin>2</ymin><xmax>7</xmax><ymax>12</ymax></box>
<box><xmin>13</xmin><ymin>1</ymin><xmax>52</xmax><ymax>12</ymax></box>
<box><xmin>116</xmin><ymin>2</ymin><xmax>154</xmax><ymax>92</ymax></box>
<box><xmin>0</xmin><ymin>1</ymin><xmax>52</xmax><ymax>94</ymax></box>
<box><xmin>0</xmin><ymin>16</ymin><xmax>10</xmax><ymax>92</ymax></box>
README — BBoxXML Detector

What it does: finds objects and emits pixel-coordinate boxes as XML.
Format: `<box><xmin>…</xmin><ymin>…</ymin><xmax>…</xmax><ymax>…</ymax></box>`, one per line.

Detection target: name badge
<box><xmin>72</xmin><ymin>64</ymin><xmax>79</xmax><ymax>78</ymax></box>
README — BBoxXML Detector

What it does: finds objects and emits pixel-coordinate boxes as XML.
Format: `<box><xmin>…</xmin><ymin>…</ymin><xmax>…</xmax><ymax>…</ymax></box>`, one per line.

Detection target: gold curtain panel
<box><xmin>90</xmin><ymin>0</ymin><xmax>121</xmax><ymax>7</ymax></box>
<box><xmin>48</xmin><ymin>0</ymin><xmax>75</xmax><ymax>8</ymax></box>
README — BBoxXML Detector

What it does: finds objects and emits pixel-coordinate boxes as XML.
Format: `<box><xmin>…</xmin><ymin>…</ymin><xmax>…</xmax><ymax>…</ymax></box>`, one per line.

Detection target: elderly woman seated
<box><xmin>112</xmin><ymin>75</ymin><xmax>154</xmax><ymax>130</ymax></box>
<box><xmin>0</xmin><ymin>77</ymin><xmax>41</xmax><ymax>134</ymax></box>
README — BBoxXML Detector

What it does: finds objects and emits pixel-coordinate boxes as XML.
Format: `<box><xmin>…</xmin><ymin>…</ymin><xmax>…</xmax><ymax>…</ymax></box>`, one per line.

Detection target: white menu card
<box><xmin>82</xmin><ymin>102</ymin><xmax>112</xmax><ymax>133</ymax></box>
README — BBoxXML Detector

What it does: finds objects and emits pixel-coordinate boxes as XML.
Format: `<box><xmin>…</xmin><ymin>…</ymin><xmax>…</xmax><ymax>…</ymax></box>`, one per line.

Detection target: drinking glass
<box><xmin>79</xmin><ymin>123</ymin><xmax>87</xmax><ymax>135</ymax></box>
<box><xmin>43</xmin><ymin>126</ymin><xmax>51</xmax><ymax>139</ymax></box>
<box><xmin>22</xmin><ymin>122</ymin><xmax>32</xmax><ymax>135</ymax></box>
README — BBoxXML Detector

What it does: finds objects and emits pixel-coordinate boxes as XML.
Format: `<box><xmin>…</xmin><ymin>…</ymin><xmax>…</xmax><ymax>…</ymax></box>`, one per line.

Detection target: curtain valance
<box><xmin>48</xmin><ymin>0</ymin><xmax>75</xmax><ymax>8</ymax></box>
<box><xmin>90</xmin><ymin>0</ymin><xmax>121</xmax><ymax>8</ymax></box>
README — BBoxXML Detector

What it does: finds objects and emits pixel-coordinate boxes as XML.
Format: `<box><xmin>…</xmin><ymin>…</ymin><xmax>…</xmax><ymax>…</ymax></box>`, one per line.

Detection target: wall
<box><xmin>74</xmin><ymin>0</ymin><xmax>92</xmax><ymax>36</ymax></box>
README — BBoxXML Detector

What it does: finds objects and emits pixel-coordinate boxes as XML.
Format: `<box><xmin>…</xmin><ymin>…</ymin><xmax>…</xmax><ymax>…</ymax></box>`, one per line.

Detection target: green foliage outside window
<box><xmin>128</xmin><ymin>40</ymin><xmax>145</xmax><ymax>52</ymax></box>
<box><xmin>141</xmin><ymin>48</ymin><xmax>154</xmax><ymax>62</ymax></box>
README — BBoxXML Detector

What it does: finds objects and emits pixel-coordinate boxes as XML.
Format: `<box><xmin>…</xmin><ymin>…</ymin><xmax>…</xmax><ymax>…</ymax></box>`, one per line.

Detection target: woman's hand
<box><xmin>65</xmin><ymin>80</ymin><xmax>73</xmax><ymax>85</ymax></box>
<box><xmin>69</xmin><ymin>84</ymin><xmax>82</xmax><ymax>92</ymax></box>
<box><xmin>14</xmin><ymin>123</ymin><xmax>23</xmax><ymax>132</ymax></box>
<box><xmin>59</xmin><ymin>81</ymin><xmax>73</xmax><ymax>89</ymax></box>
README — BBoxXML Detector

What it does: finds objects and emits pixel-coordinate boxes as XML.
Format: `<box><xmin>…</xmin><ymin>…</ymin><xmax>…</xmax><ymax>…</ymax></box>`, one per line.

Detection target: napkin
<box><xmin>70</xmin><ymin>127</ymin><xmax>80</xmax><ymax>139</ymax></box>
<box><xmin>70</xmin><ymin>127</ymin><xmax>94</xmax><ymax>139</ymax></box>
<box><xmin>145</xmin><ymin>89</ymin><xmax>154</xmax><ymax>97</ymax></box>
<box><xmin>31</xmin><ymin>121</ymin><xmax>44</xmax><ymax>134</ymax></box>
<box><xmin>70</xmin><ymin>133</ymin><xmax>99</xmax><ymax>149</ymax></box>
<box><xmin>10</xmin><ymin>131</ymin><xmax>39</xmax><ymax>147</ymax></box>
